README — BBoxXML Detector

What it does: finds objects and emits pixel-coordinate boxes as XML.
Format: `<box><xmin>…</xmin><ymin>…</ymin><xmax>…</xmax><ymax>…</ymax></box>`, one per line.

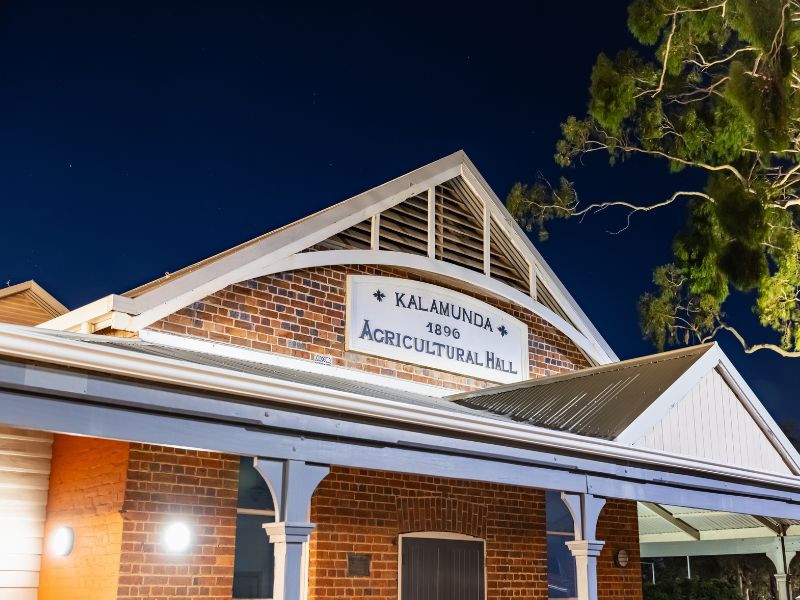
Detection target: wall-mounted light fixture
<box><xmin>163</xmin><ymin>522</ymin><xmax>192</xmax><ymax>553</ymax></box>
<box><xmin>614</xmin><ymin>549</ymin><xmax>630</xmax><ymax>568</ymax></box>
<box><xmin>50</xmin><ymin>526</ymin><xmax>74</xmax><ymax>557</ymax></box>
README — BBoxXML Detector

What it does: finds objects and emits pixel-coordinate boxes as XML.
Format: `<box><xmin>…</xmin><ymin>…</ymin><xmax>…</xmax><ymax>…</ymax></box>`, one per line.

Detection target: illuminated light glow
<box><xmin>163</xmin><ymin>522</ymin><xmax>192</xmax><ymax>552</ymax></box>
<box><xmin>50</xmin><ymin>526</ymin><xmax>74</xmax><ymax>556</ymax></box>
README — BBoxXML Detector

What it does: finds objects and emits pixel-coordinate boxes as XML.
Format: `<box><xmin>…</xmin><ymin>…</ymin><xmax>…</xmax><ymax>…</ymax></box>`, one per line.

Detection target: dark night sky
<box><xmin>0</xmin><ymin>2</ymin><xmax>796</xmax><ymax>420</ymax></box>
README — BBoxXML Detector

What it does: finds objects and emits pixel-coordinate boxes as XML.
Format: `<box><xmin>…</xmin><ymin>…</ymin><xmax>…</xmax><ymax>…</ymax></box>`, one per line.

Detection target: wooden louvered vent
<box><xmin>489</xmin><ymin>217</ymin><xmax>529</xmax><ymax>295</ymax></box>
<box><xmin>434</xmin><ymin>178</ymin><xmax>484</xmax><ymax>272</ymax></box>
<box><xmin>378</xmin><ymin>191</ymin><xmax>428</xmax><ymax>256</ymax></box>
<box><xmin>316</xmin><ymin>218</ymin><xmax>372</xmax><ymax>250</ymax></box>
<box><xmin>313</xmin><ymin>176</ymin><xmax>556</xmax><ymax>314</ymax></box>
<box><xmin>537</xmin><ymin>281</ymin><xmax>577</xmax><ymax>328</ymax></box>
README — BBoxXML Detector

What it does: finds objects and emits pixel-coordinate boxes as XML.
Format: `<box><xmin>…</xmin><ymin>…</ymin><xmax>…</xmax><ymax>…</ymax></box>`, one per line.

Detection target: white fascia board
<box><xmin>128</xmin><ymin>155</ymin><xmax>464</xmax><ymax>317</ymax></box>
<box><xmin>149</xmin><ymin>248</ymin><xmax>613</xmax><ymax>365</ymax></box>
<box><xmin>139</xmin><ymin>329</ymin><xmax>456</xmax><ymax>397</ymax></box>
<box><xmin>639</xmin><ymin>532</ymin><xmax>700</xmax><ymax>544</ymax></box>
<box><xmin>698</xmin><ymin>527</ymin><xmax>782</xmax><ymax>541</ymax></box>
<box><xmin>39</xmin><ymin>152</ymin><xmax>465</xmax><ymax>334</ymax></box>
<box><xmin>641</xmin><ymin>536</ymin><xmax>796</xmax><ymax>558</ymax></box>
<box><xmin>458</xmin><ymin>155</ymin><xmax>618</xmax><ymax>362</ymax></box>
<box><xmin>38</xmin><ymin>295</ymin><xmax>135</xmax><ymax>332</ymax></box>
<box><xmin>1</xmin><ymin>323</ymin><xmax>799</xmax><ymax>489</ymax></box>
<box><xmin>43</xmin><ymin>150</ymin><xmax>617</xmax><ymax>368</ymax></box>
<box><xmin>614</xmin><ymin>345</ymin><xmax>721</xmax><ymax>445</ymax></box>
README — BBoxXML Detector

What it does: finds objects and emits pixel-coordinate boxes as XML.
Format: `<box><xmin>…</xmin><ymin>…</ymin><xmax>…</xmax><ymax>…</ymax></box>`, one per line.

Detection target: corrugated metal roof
<box><xmin>448</xmin><ymin>345</ymin><xmax>714</xmax><ymax>440</ymax></box>
<box><xmin>638</xmin><ymin>502</ymin><xmax>800</xmax><ymax>536</ymax></box>
<box><xmin>23</xmin><ymin>328</ymin><xmax>715</xmax><ymax>443</ymax></box>
<box><xmin>63</xmin><ymin>334</ymin><xmax>504</xmax><ymax>420</ymax></box>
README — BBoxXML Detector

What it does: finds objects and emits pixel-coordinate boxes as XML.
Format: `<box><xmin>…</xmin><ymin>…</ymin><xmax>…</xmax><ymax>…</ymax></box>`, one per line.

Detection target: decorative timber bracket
<box><xmin>254</xmin><ymin>458</ymin><xmax>330</xmax><ymax>600</ymax></box>
<box><xmin>561</xmin><ymin>492</ymin><xmax>607</xmax><ymax>600</ymax></box>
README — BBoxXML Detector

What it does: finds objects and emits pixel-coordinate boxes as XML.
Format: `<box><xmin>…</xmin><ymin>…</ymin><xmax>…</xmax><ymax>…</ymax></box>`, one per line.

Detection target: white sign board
<box><xmin>346</xmin><ymin>275</ymin><xmax>528</xmax><ymax>383</ymax></box>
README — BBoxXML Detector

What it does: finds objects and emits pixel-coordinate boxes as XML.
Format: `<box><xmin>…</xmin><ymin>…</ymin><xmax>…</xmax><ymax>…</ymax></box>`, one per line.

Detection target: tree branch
<box><xmin>687</xmin><ymin>46</ymin><xmax>758</xmax><ymax>70</ymax></box>
<box><xmin>570</xmin><ymin>190</ymin><xmax>714</xmax><ymax>218</ymax></box>
<box><xmin>580</xmin><ymin>141</ymin><xmax>750</xmax><ymax>186</ymax></box>
<box><xmin>637</xmin><ymin>13</ymin><xmax>677</xmax><ymax>98</ymax></box>
<box><xmin>706</xmin><ymin>324</ymin><xmax>800</xmax><ymax>357</ymax></box>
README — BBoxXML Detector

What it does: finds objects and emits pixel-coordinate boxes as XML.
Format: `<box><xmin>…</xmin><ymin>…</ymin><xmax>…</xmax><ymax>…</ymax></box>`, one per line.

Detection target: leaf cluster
<box><xmin>644</xmin><ymin>578</ymin><xmax>743</xmax><ymax>600</ymax></box>
<box><xmin>509</xmin><ymin>0</ymin><xmax>800</xmax><ymax>356</ymax></box>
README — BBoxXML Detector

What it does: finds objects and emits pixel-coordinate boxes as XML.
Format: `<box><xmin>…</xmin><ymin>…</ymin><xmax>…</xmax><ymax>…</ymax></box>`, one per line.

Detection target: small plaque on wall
<box><xmin>347</xmin><ymin>553</ymin><xmax>371</xmax><ymax>577</ymax></box>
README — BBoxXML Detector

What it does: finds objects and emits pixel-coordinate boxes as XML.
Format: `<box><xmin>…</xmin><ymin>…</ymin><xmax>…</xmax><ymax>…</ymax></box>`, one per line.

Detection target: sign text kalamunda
<box><xmin>346</xmin><ymin>275</ymin><xmax>528</xmax><ymax>384</ymax></box>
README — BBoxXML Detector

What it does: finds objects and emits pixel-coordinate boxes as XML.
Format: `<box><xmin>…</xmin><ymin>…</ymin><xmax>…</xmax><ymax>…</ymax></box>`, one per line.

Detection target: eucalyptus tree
<box><xmin>508</xmin><ymin>0</ymin><xmax>800</xmax><ymax>356</ymax></box>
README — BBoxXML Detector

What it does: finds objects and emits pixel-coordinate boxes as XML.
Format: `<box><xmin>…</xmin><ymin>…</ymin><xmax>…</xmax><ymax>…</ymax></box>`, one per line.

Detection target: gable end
<box><xmin>631</xmin><ymin>368</ymin><xmax>793</xmax><ymax>475</ymax></box>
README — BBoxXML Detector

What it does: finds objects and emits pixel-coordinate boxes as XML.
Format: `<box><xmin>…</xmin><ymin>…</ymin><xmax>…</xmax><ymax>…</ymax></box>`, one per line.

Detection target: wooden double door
<box><xmin>400</xmin><ymin>537</ymin><xmax>485</xmax><ymax>600</ymax></box>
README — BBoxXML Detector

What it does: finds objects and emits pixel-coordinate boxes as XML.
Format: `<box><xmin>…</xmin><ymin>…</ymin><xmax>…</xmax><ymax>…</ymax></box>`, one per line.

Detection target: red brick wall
<box><xmin>37</xmin><ymin>441</ymin><xmax>642</xmax><ymax>600</ymax></box>
<box><xmin>308</xmin><ymin>466</ymin><xmax>548</xmax><ymax>600</ymax></box>
<box><xmin>38</xmin><ymin>434</ymin><xmax>241</xmax><ymax>600</ymax></box>
<box><xmin>597</xmin><ymin>499</ymin><xmax>644</xmax><ymax>600</ymax></box>
<box><xmin>39</xmin><ymin>435</ymin><xmax>130</xmax><ymax>600</ymax></box>
<box><xmin>148</xmin><ymin>265</ymin><xmax>590</xmax><ymax>392</ymax></box>
<box><xmin>116</xmin><ymin>443</ymin><xmax>239</xmax><ymax>600</ymax></box>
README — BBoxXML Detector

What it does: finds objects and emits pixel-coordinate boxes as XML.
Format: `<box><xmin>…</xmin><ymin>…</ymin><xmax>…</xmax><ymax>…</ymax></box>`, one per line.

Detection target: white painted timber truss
<box><xmin>38</xmin><ymin>151</ymin><xmax>617</xmax><ymax>365</ymax></box>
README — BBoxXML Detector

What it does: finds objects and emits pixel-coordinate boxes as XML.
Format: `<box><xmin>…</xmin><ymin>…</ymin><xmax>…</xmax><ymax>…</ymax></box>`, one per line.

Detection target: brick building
<box><xmin>1</xmin><ymin>152</ymin><xmax>800</xmax><ymax>600</ymax></box>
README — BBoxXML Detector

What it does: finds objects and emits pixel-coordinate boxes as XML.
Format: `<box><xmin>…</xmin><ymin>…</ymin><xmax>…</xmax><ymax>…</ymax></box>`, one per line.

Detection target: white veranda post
<box><xmin>766</xmin><ymin>544</ymin><xmax>796</xmax><ymax>600</ymax></box>
<box><xmin>254</xmin><ymin>458</ymin><xmax>330</xmax><ymax>600</ymax></box>
<box><xmin>561</xmin><ymin>492</ymin><xmax>606</xmax><ymax>600</ymax></box>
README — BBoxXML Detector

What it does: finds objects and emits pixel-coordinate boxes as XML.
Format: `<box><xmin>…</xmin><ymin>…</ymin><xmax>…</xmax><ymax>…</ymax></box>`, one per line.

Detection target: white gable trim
<box><xmin>39</xmin><ymin>294</ymin><xmax>134</xmax><ymax>333</ymax></box>
<box><xmin>457</xmin><ymin>157</ymin><xmax>616</xmax><ymax>361</ymax></box>
<box><xmin>614</xmin><ymin>346</ymin><xmax>719</xmax><ymax>446</ymax></box>
<box><xmin>615</xmin><ymin>344</ymin><xmax>800</xmax><ymax>475</ymax></box>
<box><xmin>129</xmin><ymin>158</ymin><xmax>462</xmax><ymax>314</ymax></box>
<box><xmin>39</xmin><ymin>151</ymin><xmax>616</xmax><ymax>364</ymax></box>
<box><xmin>5</xmin><ymin>322</ymin><xmax>800</xmax><ymax>489</ymax></box>
<box><xmin>714</xmin><ymin>351</ymin><xmax>800</xmax><ymax>475</ymax></box>
<box><xmin>131</xmin><ymin>249</ymin><xmax>613</xmax><ymax>365</ymax></box>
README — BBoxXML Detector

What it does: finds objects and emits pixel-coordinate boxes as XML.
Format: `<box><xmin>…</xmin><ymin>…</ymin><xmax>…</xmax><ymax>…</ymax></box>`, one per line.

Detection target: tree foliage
<box><xmin>644</xmin><ymin>578</ymin><xmax>743</xmax><ymax>600</ymax></box>
<box><xmin>508</xmin><ymin>0</ymin><xmax>800</xmax><ymax>357</ymax></box>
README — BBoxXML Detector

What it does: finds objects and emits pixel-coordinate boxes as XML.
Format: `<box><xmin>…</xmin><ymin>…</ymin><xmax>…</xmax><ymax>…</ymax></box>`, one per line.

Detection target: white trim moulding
<box><xmin>1</xmin><ymin>323</ymin><xmax>798</xmax><ymax>489</ymax></box>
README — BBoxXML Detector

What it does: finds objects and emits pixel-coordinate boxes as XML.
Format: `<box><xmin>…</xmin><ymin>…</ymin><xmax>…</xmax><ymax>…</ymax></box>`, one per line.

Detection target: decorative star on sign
<box><xmin>373</xmin><ymin>289</ymin><xmax>386</xmax><ymax>302</ymax></box>
<box><xmin>498</xmin><ymin>325</ymin><xmax>508</xmax><ymax>337</ymax></box>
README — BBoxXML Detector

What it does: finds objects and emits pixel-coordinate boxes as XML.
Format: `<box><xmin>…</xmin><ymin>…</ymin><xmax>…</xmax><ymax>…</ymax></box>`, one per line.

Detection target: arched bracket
<box><xmin>253</xmin><ymin>457</ymin><xmax>329</xmax><ymax>523</ymax></box>
<box><xmin>560</xmin><ymin>492</ymin><xmax>606</xmax><ymax>600</ymax></box>
<box><xmin>253</xmin><ymin>458</ymin><xmax>330</xmax><ymax>600</ymax></box>
<box><xmin>561</xmin><ymin>492</ymin><xmax>606</xmax><ymax>542</ymax></box>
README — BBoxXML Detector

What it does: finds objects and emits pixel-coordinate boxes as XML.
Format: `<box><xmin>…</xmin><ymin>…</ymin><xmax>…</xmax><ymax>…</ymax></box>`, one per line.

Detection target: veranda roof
<box><xmin>448</xmin><ymin>345</ymin><xmax>713</xmax><ymax>440</ymax></box>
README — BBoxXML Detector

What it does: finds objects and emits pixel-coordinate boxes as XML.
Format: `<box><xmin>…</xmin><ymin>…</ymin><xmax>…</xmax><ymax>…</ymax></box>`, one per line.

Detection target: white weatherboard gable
<box><xmin>632</xmin><ymin>369</ymin><xmax>792</xmax><ymax>475</ymax></box>
<box><xmin>617</xmin><ymin>343</ymin><xmax>800</xmax><ymax>476</ymax></box>
<box><xmin>37</xmin><ymin>151</ymin><xmax>617</xmax><ymax>365</ymax></box>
